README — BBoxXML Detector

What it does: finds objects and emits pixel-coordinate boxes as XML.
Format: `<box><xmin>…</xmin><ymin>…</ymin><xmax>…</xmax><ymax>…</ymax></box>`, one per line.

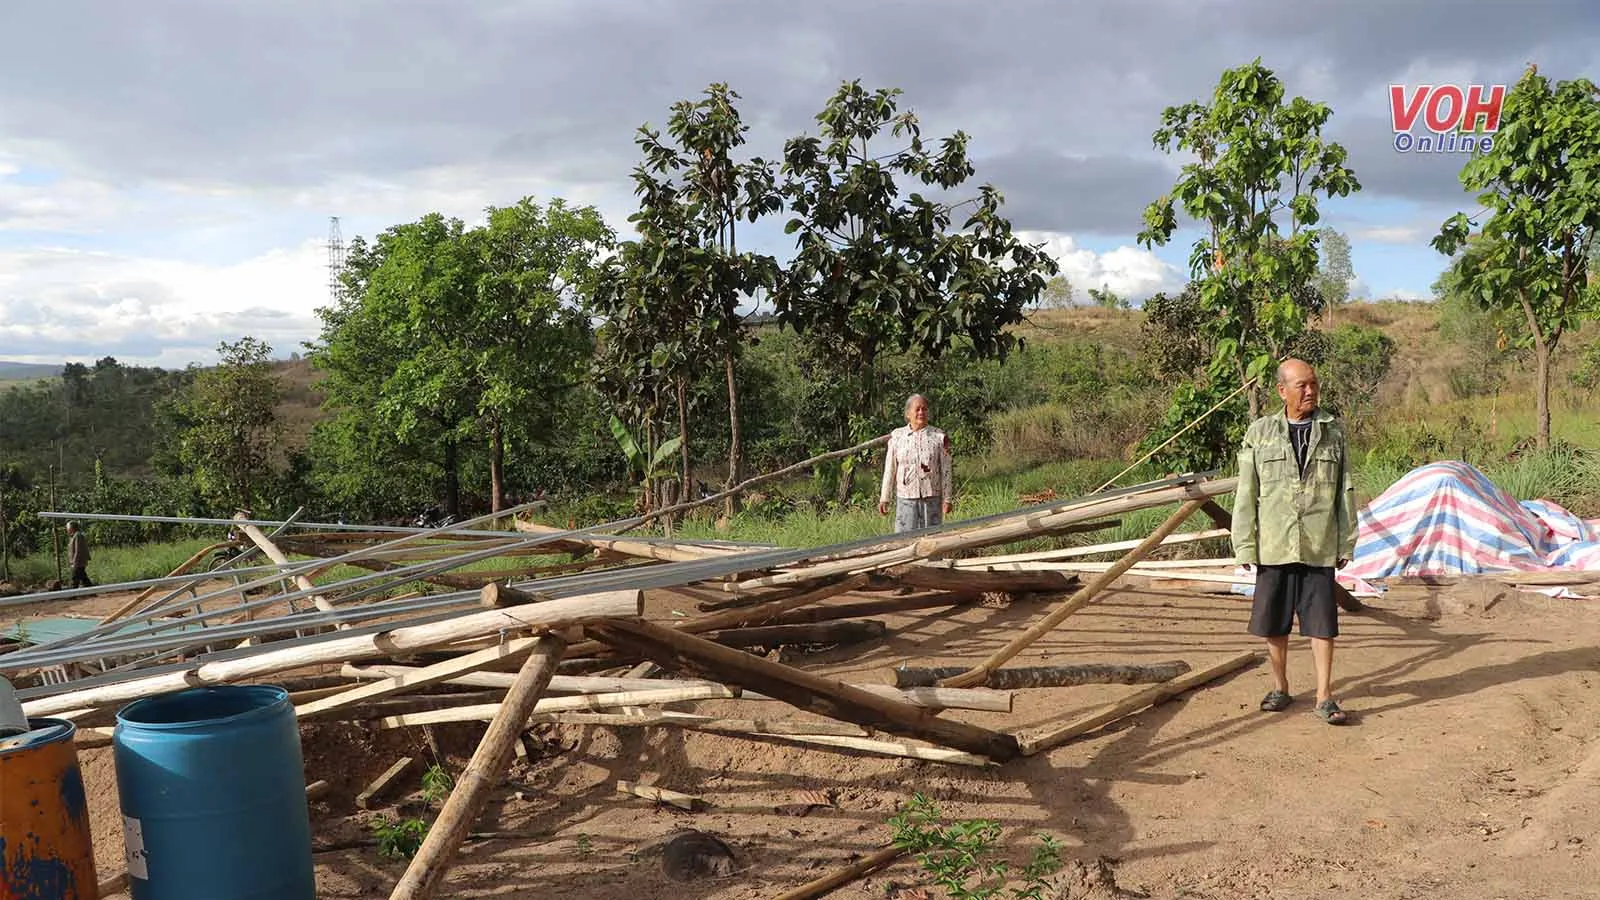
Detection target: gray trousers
<box><xmin>894</xmin><ymin>497</ymin><xmax>943</xmax><ymax>533</ymax></box>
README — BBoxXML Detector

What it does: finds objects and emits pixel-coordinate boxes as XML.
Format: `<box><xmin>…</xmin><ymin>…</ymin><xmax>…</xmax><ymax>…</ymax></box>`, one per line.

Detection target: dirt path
<box><xmin>41</xmin><ymin>579</ymin><xmax>1600</xmax><ymax>899</ymax></box>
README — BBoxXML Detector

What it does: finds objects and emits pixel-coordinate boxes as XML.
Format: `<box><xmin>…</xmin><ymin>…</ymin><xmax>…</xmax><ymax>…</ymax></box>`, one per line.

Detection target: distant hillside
<box><xmin>0</xmin><ymin>360</ymin><xmax>62</xmax><ymax>382</ymax></box>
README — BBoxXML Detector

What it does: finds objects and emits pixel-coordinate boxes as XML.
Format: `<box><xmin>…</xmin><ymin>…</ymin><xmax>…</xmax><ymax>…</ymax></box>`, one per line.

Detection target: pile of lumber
<box><xmin>3</xmin><ymin>465</ymin><xmax>1272</xmax><ymax>900</ymax></box>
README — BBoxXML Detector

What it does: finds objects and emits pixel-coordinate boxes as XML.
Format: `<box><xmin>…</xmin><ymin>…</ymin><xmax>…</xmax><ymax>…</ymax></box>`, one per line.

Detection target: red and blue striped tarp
<box><xmin>1343</xmin><ymin>460</ymin><xmax>1600</xmax><ymax>580</ymax></box>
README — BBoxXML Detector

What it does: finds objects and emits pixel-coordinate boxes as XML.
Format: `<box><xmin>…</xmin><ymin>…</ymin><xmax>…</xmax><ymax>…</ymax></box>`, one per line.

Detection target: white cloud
<box><xmin>0</xmin><ymin>240</ymin><xmax>327</xmax><ymax>366</ymax></box>
<box><xmin>1351</xmin><ymin>225</ymin><xmax>1425</xmax><ymax>244</ymax></box>
<box><xmin>1019</xmin><ymin>231</ymin><xmax>1182</xmax><ymax>301</ymax></box>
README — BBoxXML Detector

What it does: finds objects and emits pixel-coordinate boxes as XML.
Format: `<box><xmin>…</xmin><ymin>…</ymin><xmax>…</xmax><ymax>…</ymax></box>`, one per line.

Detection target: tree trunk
<box><xmin>443</xmin><ymin>439</ymin><xmax>461</xmax><ymax>519</ymax></box>
<box><xmin>1518</xmin><ymin>286</ymin><xmax>1552</xmax><ymax>451</ymax></box>
<box><xmin>835</xmin><ymin>355</ymin><xmax>877</xmax><ymax>506</ymax></box>
<box><xmin>676</xmin><ymin>377</ymin><xmax>691</xmax><ymax>528</ymax></box>
<box><xmin>723</xmin><ymin>353</ymin><xmax>743</xmax><ymax>520</ymax></box>
<box><xmin>1535</xmin><ymin>339</ymin><xmax>1551</xmax><ymax>451</ymax></box>
<box><xmin>489</xmin><ymin>416</ymin><xmax>505</xmax><ymax>514</ymax></box>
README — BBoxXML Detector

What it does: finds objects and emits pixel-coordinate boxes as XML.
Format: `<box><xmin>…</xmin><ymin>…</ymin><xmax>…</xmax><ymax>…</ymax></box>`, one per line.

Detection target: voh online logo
<box><xmin>1389</xmin><ymin>84</ymin><xmax>1506</xmax><ymax>154</ymax></box>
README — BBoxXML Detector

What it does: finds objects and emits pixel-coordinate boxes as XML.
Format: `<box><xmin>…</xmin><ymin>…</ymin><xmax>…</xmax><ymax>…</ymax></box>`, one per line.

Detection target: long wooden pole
<box><xmin>938</xmin><ymin>499</ymin><xmax>1208</xmax><ymax>689</ymax></box>
<box><xmin>586</xmin><ymin>618</ymin><xmax>1020</xmax><ymax>761</ymax></box>
<box><xmin>388</xmin><ymin>634</ymin><xmax>567</xmax><ymax>900</ymax></box>
<box><xmin>1016</xmin><ymin>651</ymin><xmax>1260</xmax><ymax>755</ymax></box>
<box><xmin>235</xmin><ymin>514</ymin><xmax>343</xmax><ymax>623</ymax></box>
<box><xmin>22</xmin><ymin>589</ymin><xmax>640</xmax><ymax>716</ymax></box>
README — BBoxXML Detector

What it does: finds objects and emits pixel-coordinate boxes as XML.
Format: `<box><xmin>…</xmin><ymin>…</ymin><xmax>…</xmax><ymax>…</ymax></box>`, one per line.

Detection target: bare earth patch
<box><xmin>57</xmin><ymin>580</ymin><xmax>1600</xmax><ymax>899</ymax></box>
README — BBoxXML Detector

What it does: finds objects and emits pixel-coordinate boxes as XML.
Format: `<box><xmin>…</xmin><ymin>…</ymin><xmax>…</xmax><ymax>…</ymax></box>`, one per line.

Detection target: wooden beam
<box><xmin>584</xmin><ymin>618</ymin><xmax>1020</xmax><ymax>762</ymax></box>
<box><xmin>702</xmin><ymin>620</ymin><xmax>887</xmax><ymax>649</ymax></box>
<box><xmin>357</xmin><ymin>757</ymin><xmax>414</xmax><ymax>810</ymax></box>
<box><xmin>387</xmin><ymin>634</ymin><xmax>567</xmax><ymax>900</ymax></box>
<box><xmin>937</xmin><ymin>498</ymin><xmax>1210</xmax><ymax>689</ymax></box>
<box><xmin>1015</xmin><ymin>651</ymin><xmax>1260</xmax><ymax>755</ymax></box>
<box><xmin>888</xmin><ymin>660</ymin><xmax>1192</xmax><ymax>690</ymax></box>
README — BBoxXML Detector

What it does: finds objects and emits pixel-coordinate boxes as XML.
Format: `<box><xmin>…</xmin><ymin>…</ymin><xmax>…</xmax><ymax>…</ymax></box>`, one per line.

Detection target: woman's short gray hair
<box><xmin>904</xmin><ymin>393</ymin><xmax>929</xmax><ymax>414</ymax></box>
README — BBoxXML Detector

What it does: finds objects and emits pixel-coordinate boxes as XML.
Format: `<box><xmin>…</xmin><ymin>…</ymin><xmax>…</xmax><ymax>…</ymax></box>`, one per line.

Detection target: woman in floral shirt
<box><xmin>878</xmin><ymin>394</ymin><xmax>954</xmax><ymax>533</ymax></box>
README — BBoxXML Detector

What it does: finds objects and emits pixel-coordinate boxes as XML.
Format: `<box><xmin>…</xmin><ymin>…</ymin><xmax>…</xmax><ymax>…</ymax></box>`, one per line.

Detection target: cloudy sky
<box><xmin>0</xmin><ymin>0</ymin><xmax>1594</xmax><ymax>367</ymax></box>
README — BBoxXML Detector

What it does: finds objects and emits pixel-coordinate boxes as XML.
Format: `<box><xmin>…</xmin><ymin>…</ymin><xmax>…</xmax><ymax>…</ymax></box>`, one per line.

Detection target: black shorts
<box><xmin>1248</xmin><ymin>563</ymin><xmax>1338</xmax><ymax>639</ymax></box>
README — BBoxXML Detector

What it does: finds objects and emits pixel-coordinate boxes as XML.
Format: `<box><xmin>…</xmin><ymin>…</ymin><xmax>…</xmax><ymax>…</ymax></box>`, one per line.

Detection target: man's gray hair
<box><xmin>904</xmin><ymin>393</ymin><xmax>929</xmax><ymax>414</ymax></box>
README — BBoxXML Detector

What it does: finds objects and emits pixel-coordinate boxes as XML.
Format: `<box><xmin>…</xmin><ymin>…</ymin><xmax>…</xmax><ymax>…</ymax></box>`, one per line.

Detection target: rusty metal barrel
<box><xmin>0</xmin><ymin>718</ymin><xmax>99</xmax><ymax>900</ymax></box>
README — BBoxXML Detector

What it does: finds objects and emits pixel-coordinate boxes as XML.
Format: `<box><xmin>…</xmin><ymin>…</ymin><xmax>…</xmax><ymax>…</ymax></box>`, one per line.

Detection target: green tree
<box><xmin>311</xmin><ymin>198</ymin><xmax>609</xmax><ymax>517</ymax></box>
<box><xmin>774</xmin><ymin>81</ymin><xmax>1059</xmax><ymax>496</ymax></box>
<box><xmin>1320</xmin><ymin>323</ymin><xmax>1394</xmax><ymax>438</ymax></box>
<box><xmin>1138</xmin><ymin>58</ymin><xmax>1360</xmax><ymax>442</ymax></box>
<box><xmin>1037</xmin><ymin>275</ymin><xmax>1075</xmax><ymax>310</ymax></box>
<box><xmin>594</xmin><ymin>83</ymin><xmax>781</xmax><ymax>518</ymax></box>
<box><xmin>177</xmin><ymin>337</ymin><xmax>283</xmax><ymax>512</ymax></box>
<box><xmin>1313</xmin><ymin>227</ymin><xmax>1355</xmax><ymax>322</ymax></box>
<box><xmin>1433</xmin><ymin>65</ymin><xmax>1600</xmax><ymax>449</ymax></box>
<box><xmin>1086</xmin><ymin>286</ymin><xmax>1129</xmax><ymax>310</ymax></box>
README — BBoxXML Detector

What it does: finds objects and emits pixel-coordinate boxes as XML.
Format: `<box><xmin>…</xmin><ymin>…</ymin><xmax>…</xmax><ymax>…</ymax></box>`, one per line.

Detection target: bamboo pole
<box><xmin>938</xmin><ymin>499</ymin><xmax>1210</xmax><ymax>689</ymax></box>
<box><xmin>527</xmin><ymin>710</ymin><xmax>870</xmax><ymax>737</ymax></box>
<box><xmin>98</xmin><ymin>541</ymin><xmax>235</xmax><ymax>624</ymax></box>
<box><xmin>343</xmin><ymin>665</ymin><xmax>1010</xmax><ymax>712</ymax></box>
<box><xmin>1016</xmin><ymin>651</ymin><xmax>1260</xmax><ymax>755</ymax></box>
<box><xmin>387</xmin><ymin>634</ymin><xmax>567</xmax><ymax>900</ymax></box>
<box><xmin>953</xmin><ymin>528</ymin><xmax>1230</xmax><ymax>566</ymax></box>
<box><xmin>375</xmin><ymin>684</ymin><xmax>742</xmax><ymax>729</ymax></box>
<box><xmin>235</xmin><ymin>514</ymin><xmax>342</xmax><ymax>622</ymax></box>
<box><xmin>21</xmin><ymin>589</ymin><xmax>641</xmax><ymax>717</ymax></box>
<box><xmin>913</xmin><ymin>481</ymin><xmax>1231</xmax><ymax>561</ymax></box>
<box><xmin>297</xmin><ymin>637</ymin><xmax>545</xmax><ymax>719</ymax></box>
<box><xmin>774</xmin><ymin>734</ymin><xmax>991</xmax><ymax>766</ymax></box>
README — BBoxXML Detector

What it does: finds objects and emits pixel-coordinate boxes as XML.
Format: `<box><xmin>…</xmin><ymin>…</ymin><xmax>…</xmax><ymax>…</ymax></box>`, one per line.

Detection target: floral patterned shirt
<box><xmin>880</xmin><ymin>425</ymin><xmax>953</xmax><ymax>503</ymax></box>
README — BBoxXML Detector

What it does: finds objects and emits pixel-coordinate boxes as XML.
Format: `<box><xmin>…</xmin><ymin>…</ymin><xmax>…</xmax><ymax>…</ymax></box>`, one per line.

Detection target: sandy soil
<box><xmin>19</xmin><ymin>576</ymin><xmax>1600</xmax><ymax>899</ymax></box>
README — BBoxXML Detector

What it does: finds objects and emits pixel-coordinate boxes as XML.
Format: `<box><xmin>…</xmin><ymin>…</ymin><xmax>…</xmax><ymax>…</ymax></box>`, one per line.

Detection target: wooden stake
<box><xmin>937</xmin><ymin>499</ymin><xmax>1209</xmax><ymax>689</ymax></box>
<box><xmin>616</xmin><ymin>780</ymin><xmax>705</xmax><ymax>812</ymax></box>
<box><xmin>387</xmin><ymin>634</ymin><xmax>567</xmax><ymax>900</ymax></box>
<box><xmin>358</xmin><ymin>757</ymin><xmax>414</xmax><ymax>809</ymax></box>
<box><xmin>774</xmin><ymin>843</ymin><xmax>904</xmax><ymax>900</ymax></box>
<box><xmin>1015</xmin><ymin>651</ymin><xmax>1260</xmax><ymax>755</ymax></box>
<box><xmin>585</xmin><ymin>618</ymin><xmax>1020</xmax><ymax>762</ymax></box>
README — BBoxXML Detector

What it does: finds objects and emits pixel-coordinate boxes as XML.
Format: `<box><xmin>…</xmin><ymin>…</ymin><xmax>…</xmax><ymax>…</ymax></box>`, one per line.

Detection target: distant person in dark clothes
<box><xmin>1232</xmin><ymin>358</ymin><xmax>1357</xmax><ymax>725</ymax></box>
<box><xmin>66</xmin><ymin>521</ymin><xmax>93</xmax><ymax>588</ymax></box>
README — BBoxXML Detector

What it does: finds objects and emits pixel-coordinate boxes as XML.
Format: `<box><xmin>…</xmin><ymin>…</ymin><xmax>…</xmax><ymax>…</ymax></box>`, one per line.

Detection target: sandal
<box><xmin>1313</xmin><ymin>699</ymin><xmax>1349</xmax><ymax>725</ymax></box>
<box><xmin>1260</xmin><ymin>690</ymin><xmax>1292</xmax><ymax>712</ymax></box>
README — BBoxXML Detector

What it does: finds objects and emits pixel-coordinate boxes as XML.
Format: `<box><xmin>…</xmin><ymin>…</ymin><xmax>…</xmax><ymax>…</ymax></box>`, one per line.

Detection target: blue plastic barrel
<box><xmin>112</xmin><ymin>685</ymin><xmax>314</xmax><ymax>900</ymax></box>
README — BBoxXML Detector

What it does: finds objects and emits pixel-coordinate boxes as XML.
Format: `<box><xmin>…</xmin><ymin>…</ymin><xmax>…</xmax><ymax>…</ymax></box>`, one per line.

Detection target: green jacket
<box><xmin>1231</xmin><ymin>408</ymin><xmax>1357</xmax><ymax>568</ymax></box>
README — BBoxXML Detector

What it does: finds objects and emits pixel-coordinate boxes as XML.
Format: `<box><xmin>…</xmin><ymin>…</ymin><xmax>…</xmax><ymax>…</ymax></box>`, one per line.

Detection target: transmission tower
<box><xmin>327</xmin><ymin>216</ymin><xmax>347</xmax><ymax>305</ymax></box>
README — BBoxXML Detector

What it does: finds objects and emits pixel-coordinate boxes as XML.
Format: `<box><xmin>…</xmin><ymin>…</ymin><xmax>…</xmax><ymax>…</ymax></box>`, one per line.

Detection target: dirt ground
<box><xmin>18</xmin><ymin>575</ymin><xmax>1600</xmax><ymax>899</ymax></box>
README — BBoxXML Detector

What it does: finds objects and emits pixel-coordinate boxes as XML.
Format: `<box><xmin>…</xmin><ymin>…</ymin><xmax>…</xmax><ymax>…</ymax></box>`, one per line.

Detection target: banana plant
<box><xmin>609</xmin><ymin>414</ymin><xmax>683</xmax><ymax>493</ymax></box>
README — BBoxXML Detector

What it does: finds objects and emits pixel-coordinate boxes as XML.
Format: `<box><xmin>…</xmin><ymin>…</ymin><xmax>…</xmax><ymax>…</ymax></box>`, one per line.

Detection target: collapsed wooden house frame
<box><xmin>3</xmin><ymin>450</ymin><xmax>1304</xmax><ymax>899</ymax></box>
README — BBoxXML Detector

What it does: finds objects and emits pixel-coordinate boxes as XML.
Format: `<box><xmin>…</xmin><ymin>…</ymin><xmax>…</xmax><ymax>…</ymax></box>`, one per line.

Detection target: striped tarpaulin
<box><xmin>1343</xmin><ymin>460</ymin><xmax>1600</xmax><ymax>580</ymax></box>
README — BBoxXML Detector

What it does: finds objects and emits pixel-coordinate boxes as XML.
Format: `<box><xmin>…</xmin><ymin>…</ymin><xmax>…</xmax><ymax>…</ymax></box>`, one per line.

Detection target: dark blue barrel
<box><xmin>113</xmin><ymin>685</ymin><xmax>314</xmax><ymax>900</ymax></box>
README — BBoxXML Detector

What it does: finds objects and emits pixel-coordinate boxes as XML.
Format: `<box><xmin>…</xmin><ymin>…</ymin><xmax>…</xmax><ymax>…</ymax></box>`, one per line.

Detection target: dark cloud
<box><xmin>978</xmin><ymin>149</ymin><xmax>1175</xmax><ymax>234</ymax></box>
<box><xmin>0</xmin><ymin>0</ymin><xmax>1592</xmax><ymax>229</ymax></box>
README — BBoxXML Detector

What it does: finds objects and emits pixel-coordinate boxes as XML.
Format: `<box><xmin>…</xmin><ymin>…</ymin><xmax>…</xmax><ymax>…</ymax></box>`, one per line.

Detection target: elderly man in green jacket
<box><xmin>1233</xmin><ymin>358</ymin><xmax>1357</xmax><ymax>725</ymax></box>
